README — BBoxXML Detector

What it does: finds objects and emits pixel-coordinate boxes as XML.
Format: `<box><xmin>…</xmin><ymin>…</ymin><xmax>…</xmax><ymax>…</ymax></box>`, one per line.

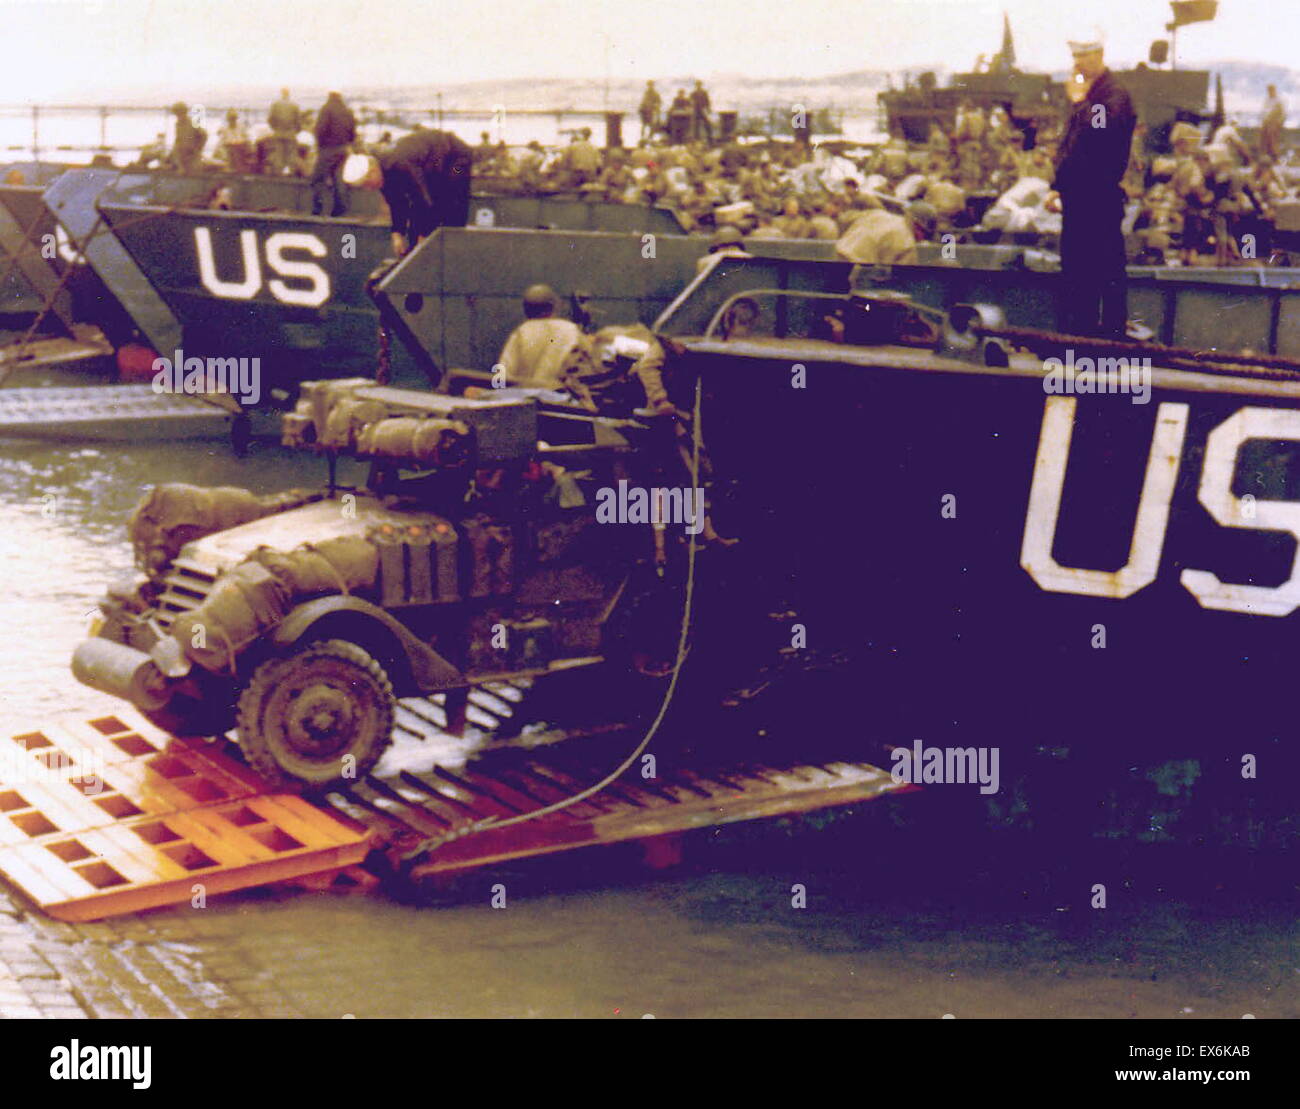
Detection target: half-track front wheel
<box><xmin>236</xmin><ymin>639</ymin><xmax>395</xmax><ymax>786</ymax></box>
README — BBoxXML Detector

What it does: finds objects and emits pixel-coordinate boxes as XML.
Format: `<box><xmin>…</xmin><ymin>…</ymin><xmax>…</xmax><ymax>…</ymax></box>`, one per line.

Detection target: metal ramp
<box><xmin>333</xmin><ymin>742</ymin><xmax>907</xmax><ymax>881</ymax></box>
<box><xmin>0</xmin><ymin>184</ymin><xmax>75</xmax><ymax>329</ymax></box>
<box><xmin>0</xmin><ymin>384</ymin><xmax>233</xmax><ymax>440</ymax></box>
<box><xmin>0</xmin><ymin>704</ymin><xmax>909</xmax><ymax>921</ymax></box>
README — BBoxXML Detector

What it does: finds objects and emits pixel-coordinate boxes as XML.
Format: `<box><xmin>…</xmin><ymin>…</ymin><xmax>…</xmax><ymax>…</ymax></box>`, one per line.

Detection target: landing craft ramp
<box><xmin>43</xmin><ymin>169</ymin><xmax>182</xmax><ymax>358</ymax></box>
<box><xmin>0</xmin><ymin>384</ymin><xmax>232</xmax><ymax>440</ymax></box>
<box><xmin>0</xmin><ymin>180</ymin><xmax>74</xmax><ymax>328</ymax></box>
<box><xmin>0</xmin><ymin>708</ymin><xmax>906</xmax><ymax>920</ymax></box>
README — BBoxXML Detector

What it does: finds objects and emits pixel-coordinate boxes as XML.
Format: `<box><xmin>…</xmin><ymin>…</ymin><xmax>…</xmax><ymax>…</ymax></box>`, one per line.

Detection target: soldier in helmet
<box><xmin>835</xmin><ymin>197</ymin><xmax>934</xmax><ymax>266</ymax></box>
<box><xmin>167</xmin><ymin>103</ymin><xmax>206</xmax><ymax>173</ymax></box>
<box><xmin>690</xmin><ymin>80</ymin><xmax>713</xmax><ymax>145</ymax></box>
<box><xmin>772</xmin><ymin>195</ymin><xmax>811</xmax><ymax>239</ymax></box>
<box><xmin>562</xmin><ymin>128</ymin><xmax>602</xmax><ymax>189</ymax></box>
<box><xmin>695</xmin><ymin>225</ymin><xmax>753</xmax><ymax>275</ymax></box>
<box><xmin>496</xmin><ymin>285</ymin><xmax>585</xmax><ymax>390</ymax></box>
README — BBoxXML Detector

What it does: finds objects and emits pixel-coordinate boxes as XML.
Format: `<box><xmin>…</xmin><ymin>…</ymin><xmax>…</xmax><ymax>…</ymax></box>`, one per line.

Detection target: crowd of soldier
<box><xmin>133</xmin><ymin>84</ymin><xmax>1298</xmax><ymax>268</ymax></box>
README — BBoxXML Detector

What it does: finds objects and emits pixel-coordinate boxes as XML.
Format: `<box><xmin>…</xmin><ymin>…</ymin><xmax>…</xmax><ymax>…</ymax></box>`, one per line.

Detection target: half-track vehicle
<box><xmin>73</xmin><ymin>380</ymin><xmax>697</xmax><ymax>785</ymax></box>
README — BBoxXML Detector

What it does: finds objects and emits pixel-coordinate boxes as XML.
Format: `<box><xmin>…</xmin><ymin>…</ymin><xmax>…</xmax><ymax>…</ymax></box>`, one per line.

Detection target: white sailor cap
<box><xmin>1068</xmin><ymin>28</ymin><xmax>1105</xmax><ymax>55</ymax></box>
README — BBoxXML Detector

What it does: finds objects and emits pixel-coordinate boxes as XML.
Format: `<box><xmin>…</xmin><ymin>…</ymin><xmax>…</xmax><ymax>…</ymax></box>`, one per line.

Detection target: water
<box><xmin>0</xmin><ymin>105</ymin><xmax>888</xmax><ymax>166</ymax></box>
<box><xmin>0</xmin><ymin>426</ymin><xmax>1295</xmax><ymax>1017</ymax></box>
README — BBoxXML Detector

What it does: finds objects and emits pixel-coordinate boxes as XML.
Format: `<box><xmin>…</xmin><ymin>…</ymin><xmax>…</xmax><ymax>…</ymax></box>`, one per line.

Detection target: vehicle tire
<box><xmin>236</xmin><ymin>639</ymin><xmax>395</xmax><ymax>787</ymax></box>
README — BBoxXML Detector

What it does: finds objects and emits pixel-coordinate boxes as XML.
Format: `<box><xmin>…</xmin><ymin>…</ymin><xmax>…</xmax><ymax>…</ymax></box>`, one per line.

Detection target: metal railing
<box><xmin>0</xmin><ymin>101</ymin><xmax>865</xmax><ymax>163</ymax></box>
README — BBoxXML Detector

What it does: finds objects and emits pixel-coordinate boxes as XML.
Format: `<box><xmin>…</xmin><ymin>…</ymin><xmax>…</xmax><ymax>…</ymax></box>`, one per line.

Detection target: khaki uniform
<box><xmin>807</xmin><ymin>214</ymin><xmax>840</xmax><ymax>240</ymax></box>
<box><xmin>772</xmin><ymin>214</ymin><xmax>811</xmax><ymax>239</ymax></box>
<box><xmin>835</xmin><ymin>210</ymin><xmax>918</xmax><ymax>265</ymax></box>
<box><xmin>925</xmin><ymin>179</ymin><xmax>966</xmax><ymax>220</ymax></box>
<box><xmin>1261</xmin><ymin>95</ymin><xmax>1285</xmax><ymax>159</ymax></box>
<box><xmin>497</xmin><ymin>318</ymin><xmax>585</xmax><ymax>389</ymax></box>
<box><xmin>564</xmin><ymin>140</ymin><xmax>602</xmax><ymax>185</ymax></box>
<box><xmin>560</xmin><ymin>324</ymin><xmax>668</xmax><ymax>413</ymax></box>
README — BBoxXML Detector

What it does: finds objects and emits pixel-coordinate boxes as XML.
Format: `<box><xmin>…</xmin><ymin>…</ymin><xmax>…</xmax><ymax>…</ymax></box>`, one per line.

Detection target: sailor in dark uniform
<box><xmin>376</xmin><ymin>129</ymin><xmax>473</xmax><ymax>255</ymax></box>
<box><xmin>1049</xmin><ymin>31</ymin><xmax>1136</xmax><ymax>338</ymax></box>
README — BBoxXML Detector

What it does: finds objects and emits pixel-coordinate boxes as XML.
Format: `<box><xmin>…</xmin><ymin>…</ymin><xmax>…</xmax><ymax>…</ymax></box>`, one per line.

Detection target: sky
<box><xmin>0</xmin><ymin>0</ymin><xmax>1293</xmax><ymax>102</ymax></box>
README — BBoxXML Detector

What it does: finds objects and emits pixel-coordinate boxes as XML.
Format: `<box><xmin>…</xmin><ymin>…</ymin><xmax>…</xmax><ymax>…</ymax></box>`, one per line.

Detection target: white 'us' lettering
<box><xmin>1021</xmin><ymin>396</ymin><xmax>1300</xmax><ymax>617</ymax></box>
<box><xmin>194</xmin><ymin>228</ymin><xmax>330</xmax><ymax>307</ymax></box>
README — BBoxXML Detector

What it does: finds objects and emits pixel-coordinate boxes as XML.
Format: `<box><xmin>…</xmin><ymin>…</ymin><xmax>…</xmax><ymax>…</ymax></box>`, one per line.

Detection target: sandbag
<box><xmin>171</xmin><ymin>537</ymin><xmax>380</xmax><ymax>672</ymax></box>
<box><xmin>128</xmin><ymin>484</ymin><xmax>314</xmax><ymax>577</ymax></box>
<box><xmin>170</xmin><ymin>562</ymin><xmax>290</xmax><ymax>671</ymax></box>
<box><xmin>355</xmin><ymin>417</ymin><xmax>470</xmax><ymax>465</ymax></box>
<box><xmin>320</xmin><ymin>397</ymin><xmax>391</xmax><ymax>449</ymax></box>
<box><xmin>250</xmin><ymin>536</ymin><xmax>380</xmax><ymax>596</ymax></box>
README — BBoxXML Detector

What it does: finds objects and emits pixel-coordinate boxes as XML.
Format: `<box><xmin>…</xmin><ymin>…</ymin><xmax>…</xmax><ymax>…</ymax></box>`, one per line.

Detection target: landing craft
<box><xmin>879</xmin><ymin>6</ymin><xmax>1214</xmax><ymax>150</ymax></box>
<box><xmin>657</xmin><ymin>288</ymin><xmax>1297</xmax><ymax>843</ymax></box>
<box><xmin>371</xmin><ymin>234</ymin><xmax>1300</xmax><ymax>386</ymax></box>
<box><xmin>38</xmin><ymin>166</ymin><xmax>692</xmax><ymax>398</ymax></box>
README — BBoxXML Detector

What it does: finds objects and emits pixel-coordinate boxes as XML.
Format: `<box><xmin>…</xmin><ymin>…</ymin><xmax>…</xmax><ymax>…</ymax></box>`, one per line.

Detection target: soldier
<box><xmin>667</xmin><ymin>90</ymin><xmax>692</xmax><ymax>145</ymax></box>
<box><xmin>772</xmin><ymin>196</ymin><xmax>811</xmax><ymax>239</ymax></box>
<box><xmin>1261</xmin><ymin>84</ymin><xmax>1286</xmax><ymax>160</ymax></box>
<box><xmin>267</xmin><ymin>88</ymin><xmax>301</xmax><ymax>176</ymax></box>
<box><xmin>373</xmin><ymin>128</ymin><xmax>473</xmax><ymax>255</ymax></box>
<box><xmin>135</xmin><ymin>132</ymin><xmax>167</xmax><ymax>170</ymax></box>
<box><xmin>835</xmin><ymin>198</ymin><xmax>934</xmax><ymax>266</ymax></box>
<box><xmin>1047</xmin><ymin>30</ymin><xmax>1136</xmax><ymax>338</ymax></box>
<box><xmin>497</xmin><ymin>285</ymin><xmax>585</xmax><ymax>390</ymax></box>
<box><xmin>167</xmin><ymin>103</ymin><xmax>206</xmax><ymax>173</ymax></box>
<box><xmin>639</xmin><ymin>81</ymin><xmax>662</xmax><ymax>143</ymax></box>
<box><xmin>807</xmin><ymin>201</ymin><xmax>841</xmax><ymax>240</ymax></box>
<box><xmin>690</xmin><ymin>80</ymin><xmax>713</xmax><ymax>145</ymax></box>
<box><xmin>213</xmin><ymin>110</ymin><xmax>250</xmax><ymax>173</ymax></box>
<box><xmin>927</xmin><ymin>122</ymin><xmax>951</xmax><ymax>159</ymax></box>
<box><xmin>561</xmin><ymin>323</ymin><xmax>671</xmax><ymax>414</ymax></box>
<box><xmin>924</xmin><ymin>176</ymin><xmax>966</xmax><ymax>230</ymax></box>
<box><xmin>310</xmin><ymin>92</ymin><xmax>356</xmax><ymax>217</ymax></box>
<box><xmin>562</xmin><ymin>128</ymin><xmax>602</xmax><ymax>189</ymax></box>
<box><xmin>1210</xmin><ymin>118</ymin><xmax>1251</xmax><ymax>169</ymax></box>
<box><xmin>695</xmin><ymin>225</ymin><xmax>753</xmax><ymax>275</ymax></box>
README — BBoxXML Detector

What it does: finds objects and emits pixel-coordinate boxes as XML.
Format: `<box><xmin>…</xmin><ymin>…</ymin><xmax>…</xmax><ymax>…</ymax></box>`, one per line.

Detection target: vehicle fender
<box><xmin>270</xmin><ymin>595</ymin><xmax>466</xmax><ymax>694</ymax></box>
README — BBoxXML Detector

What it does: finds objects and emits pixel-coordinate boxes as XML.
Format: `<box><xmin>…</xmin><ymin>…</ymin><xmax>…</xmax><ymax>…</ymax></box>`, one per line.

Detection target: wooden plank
<box><xmin>0</xmin><ymin>842</ymin><xmax>89</xmax><ymax>903</ymax></box>
<box><xmin>44</xmin><ymin>843</ymin><xmax>369</xmax><ymax>922</ymax></box>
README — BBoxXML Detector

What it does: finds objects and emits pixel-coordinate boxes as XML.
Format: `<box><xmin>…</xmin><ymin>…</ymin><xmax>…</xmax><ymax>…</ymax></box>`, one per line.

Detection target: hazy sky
<box><xmin>0</xmin><ymin>0</ymin><xmax>1292</xmax><ymax>102</ymax></box>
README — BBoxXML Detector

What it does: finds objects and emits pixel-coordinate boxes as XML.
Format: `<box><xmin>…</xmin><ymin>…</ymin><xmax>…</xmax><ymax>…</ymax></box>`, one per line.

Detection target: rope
<box><xmin>397</xmin><ymin>374</ymin><xmax>705</xmax><ymax>866</ymax></box>
<box><xmin>376</xmin><ymin>319</ymin><xmax>391</xmax><ymax>386</ymax></box>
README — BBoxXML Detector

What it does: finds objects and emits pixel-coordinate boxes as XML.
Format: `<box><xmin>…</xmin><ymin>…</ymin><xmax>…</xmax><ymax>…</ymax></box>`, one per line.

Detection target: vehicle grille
<box><xmin>153</xmin><ymin>558</ymin><xmax>217</xmax><ymax>631</ymax></box>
